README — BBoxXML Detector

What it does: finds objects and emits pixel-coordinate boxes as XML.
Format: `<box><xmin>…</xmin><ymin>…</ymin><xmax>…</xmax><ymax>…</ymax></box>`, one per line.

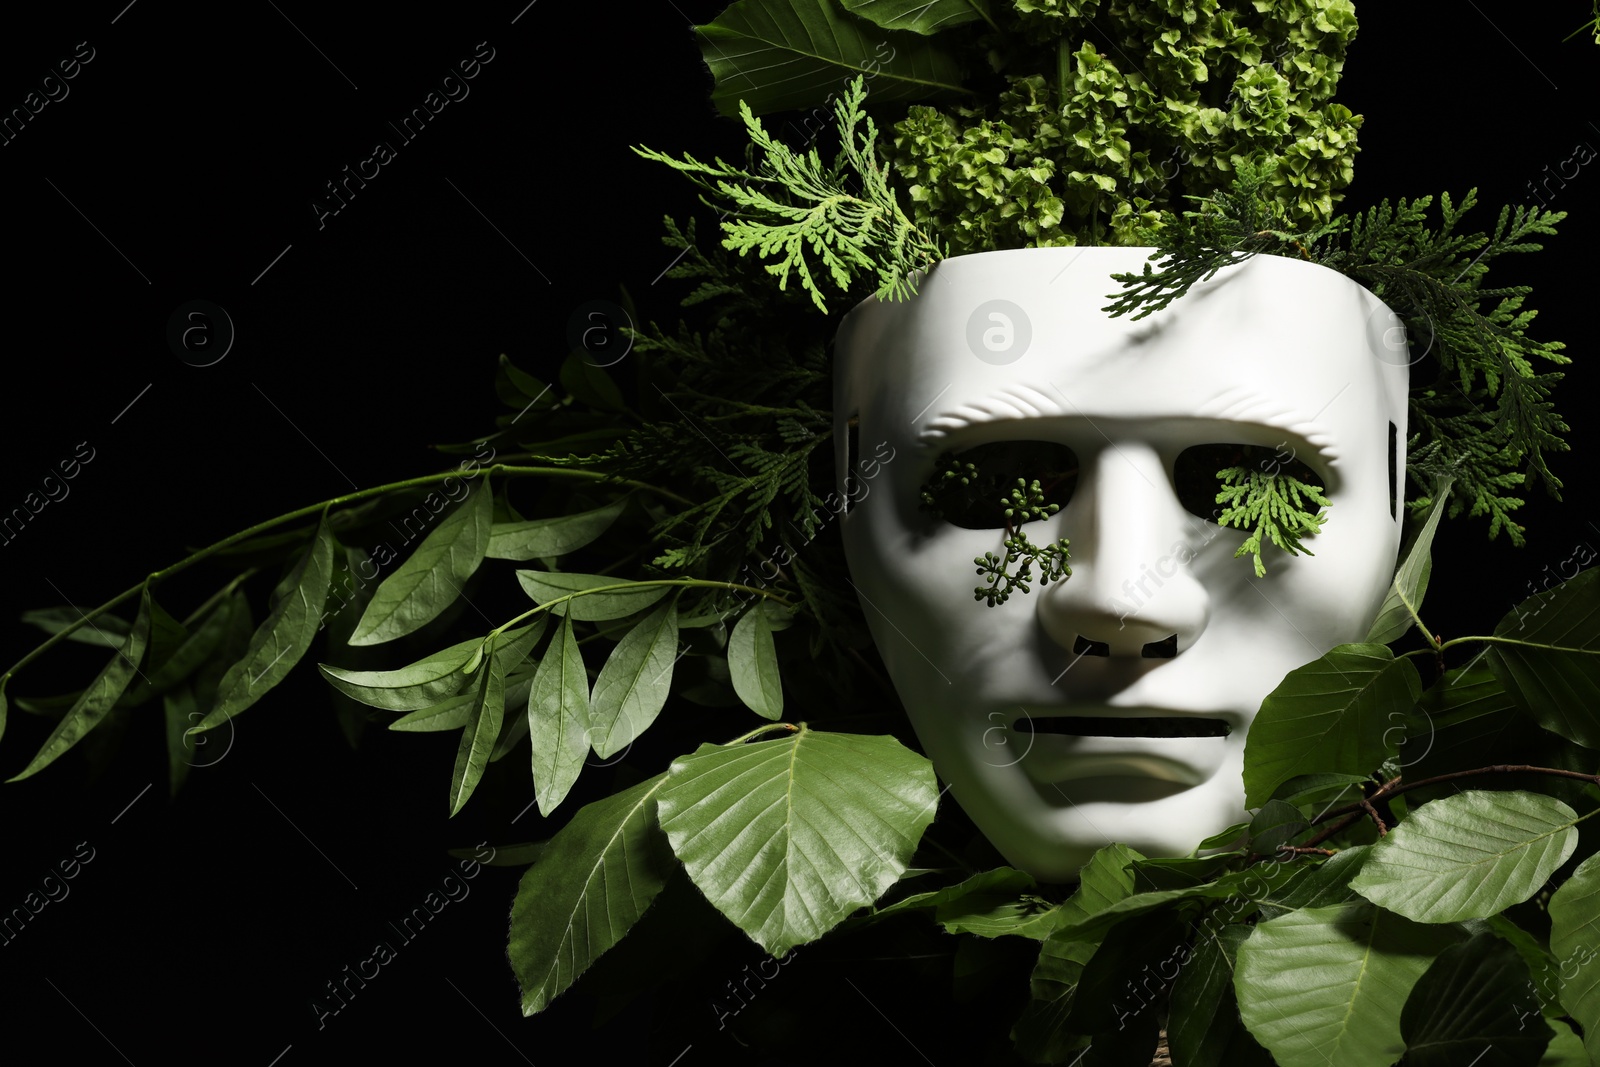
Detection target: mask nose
<box><xmin>1037</xmin><ymin>441</ymin><xmax>1210</xmax><ymax>658</ymax></box>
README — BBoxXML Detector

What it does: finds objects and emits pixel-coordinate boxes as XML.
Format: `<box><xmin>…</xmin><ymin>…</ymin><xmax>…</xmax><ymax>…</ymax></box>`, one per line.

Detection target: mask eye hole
<box><xmin>1173</xmin><ymin>442</ymin><xmax>1327</xmax><ymax>522</ymax></box>
<box><xmin>919</xmin><ymin>441</ymin><xmax>1079</xmax><ymax>531</ymax></box>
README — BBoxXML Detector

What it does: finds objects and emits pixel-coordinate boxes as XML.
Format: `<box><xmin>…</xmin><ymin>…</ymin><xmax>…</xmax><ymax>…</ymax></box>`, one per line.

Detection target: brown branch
<box><xmin>1311</xmin><ymin>765</ymin><xmax>1600</xmax><ymax>827</ymax></box>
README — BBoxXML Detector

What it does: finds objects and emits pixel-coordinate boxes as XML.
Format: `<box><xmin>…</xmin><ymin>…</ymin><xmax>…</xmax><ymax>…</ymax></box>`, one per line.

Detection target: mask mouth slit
<box><xmin>1015</xmin><ymin>716</ymin><xmax>1231</xmax><ymax>738</ymax></box>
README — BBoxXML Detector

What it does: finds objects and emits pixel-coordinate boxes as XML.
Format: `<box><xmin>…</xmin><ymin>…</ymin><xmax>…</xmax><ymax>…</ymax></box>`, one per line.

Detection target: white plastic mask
<box><xmin>834</xmin><ymin>247</ymin><xmax>1410</xmax><ymax>881</ymax></box>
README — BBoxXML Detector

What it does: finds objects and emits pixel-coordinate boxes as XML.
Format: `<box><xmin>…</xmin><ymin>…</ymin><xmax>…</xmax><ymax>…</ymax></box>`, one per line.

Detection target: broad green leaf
<box><xmin>530</xmin><ymin>613</ymin><xmax>591</xmax><ymax>817</ymax></box>
<box><xmin>1243</xmin><ymin>643</ymin><xmax>1422</xmax><ymax>806</ymax></box>
<box><xmin>1254</xmin><ymin>846</ymin><xmax>1370</xmax><ymax>919</ymax></box>
<box><xmin>1194</xmin><ymin>821</ymin><xmax>1251</xmax><ymax>852</ymax></box>
<box><xmin>1399</xmin><ymin>930</ymin><xmax>1552</xmax><ymax>1067</ymax></box>
<box><xmin>1167</xmin><ymin>925</ymin><xmax>1274</xmax><ymax>1067</ymax></box>
<box><xmin>1350</xmin><ymin>791</ymin><xmax>1580</xmax><ymax>922</ymax></box>
<box><xmin>319</xmin><ymin>634</ymin><xmax>484</xmax><ymax>711</ymax></box>
<box><xmin>487</xmin><ymin>500</ymin><xmax>626</xmax><ymax>561</ymax></box>
<box><xmin>449</xmin><ymin>624</ymin><xmax>544</xmax><ymax>816</ymax></box>
<box><xmin>1365</xmin><ymin>482</ymin><xmax>1450</xmax><ymax>644</ymax></box>
<box><xmin>695</xmin><ymin>0</ymin><xmax>969</xmax><ymax>118</ymax></box>
<box><xmin>448</xmin><ymin>841</ymin><xmax>545</xmax><ymax>867</ymax></box>
<box><xmin>9</xmin><ymin>588</ymin><xmax>154</xmax><ymax>782</ymax></box>
<box><xmin>1550</xmin><ymin>852</ymin><xmax>1600</xmax><ymax>1066</ymax></box>
<box><xmin>509</xmin><ymin>773</ymin><xmax>676</xmax><ymax>1015</ymax></box>
<box><xmin>1010</xmin><ymin>844</ymin><xmax>1143</xmax><ymax>1063</ymax></box>
<box><xmin>656</xmin><ymin>726</ymin><xmax>938</xmax><ymax>955</ymax></box>
<box><xmin>515</xmin><ymin>571</ymin><xmax>671</xmax><ymax>622</ymax></box>
<box><xmin>349</xmin><ymin>475</ymin><xmax>493</xmax><ymax>646</ymax></box>
<box><xmin>589</xmin><ymin>601</ymin><xmax>680</xmax><ymax>760</ymax></box>
<box><xmin>839</xmin><ymin>0</ymin><xmax>992</xmax><ymax>34</ymax></box>
<box><xmin>1234</xmin><ymin>901</ymin><xmax>1459</xmax><ymax>1067</ymax></box>
<box><xmin>1270</xmin><ymin>772</ymin><xmax>1369</xmax><ymax>806</ymax></box>
<box><xmin>20</xmin><ymin>605</ymin><xmax>130</xmax><ymax>648</ymax></box>
<box><xmin>0</xmin><ymin>675</ymin><xmax>7</xmax><ymax>746</ymax></box>
<box><xmin>1486</xmin><ymin>566</ymin><xmax>1600</xmax><ymax>748</ymax></box>
<box><xmin>389</xmin><ymin>690</ymin><xmax>479</xmax><ymax>732</ymax></box>
<box><xmin>1249</xmin><ymin>798</ymin><xmax>1310</xmax><ymax>855</ymax></box>
<box><xmin>1484</xmin><ymin>913</ymin><xmax>1563</xmax><ymax>1014</ymax></box>
<box><xmin>1541</xmin><ymin>1020</ymin><xmax>1589</xmax><ymax>1066</ymax></box>
<box><xmin>190</xmin><ymin>515</ymin><xmax>335</xmax><ymax>734</ymax></box>
<box><xmin>121</xmin><ymin>593</ymin><xmax>236</xmax><ymax>707</ymax></box>
<box><xmin>865</xmin><ymin>867</ymin><xmax>1052</xmax><ymax>938</ymax></box>
<box><xmin>1067</xmin><ymin>907</ymin><xmax>1190</xmax><ymax>1034</ymax></box>
<box><xmin>728</xmin><ymin>602</ymin><xmax>783</xmax><ymax>720</ymax></box>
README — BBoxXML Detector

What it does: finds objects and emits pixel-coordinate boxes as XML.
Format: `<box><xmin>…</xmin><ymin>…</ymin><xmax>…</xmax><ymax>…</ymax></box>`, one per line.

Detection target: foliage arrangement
<box><xmin>4</xmin><ymin>2</ymin><xmax>1599</xmax><ymax>1066</ymax></box>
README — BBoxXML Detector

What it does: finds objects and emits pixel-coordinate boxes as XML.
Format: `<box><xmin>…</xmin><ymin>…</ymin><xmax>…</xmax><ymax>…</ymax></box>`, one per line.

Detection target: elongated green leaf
<box><xmin>1486</xmin><ymin>566</ymin><xmax>1600</xmax><ymax>748</ymax></box>
<box><xmin>1254</xmin><ymin>845</ymin><xmax>1370</xmax><ymax>920</ymax></box>
<box><xmin>390</xmin><ymin>690</ymin><xmax>480</xmax><ymax>732</ymax></box>
<box><xmin>190</xmin><ymin>516</ymin><xmax>336</xmax><ymax>734</ymax></box>
<box><xmin>1234</xmin><ymin>901</ymin><xmax>1459</xmax><ymax>1067</ymax></box>
<box><xmin>165</xmin><ymin>592</ymin><xmax>252</xmax><ymax>784</ymax></box>
<box><xmin>21</xmin><ymin>606</ymin><xmax>131</xmax><ymax>647</ymax></box>
<box><xmin>450</xmin><ymin>624</ymin><xmax>543</xmax><ymax>816</ymax></box>
<box><xmin>349</xmin><ymin>475</ymin><xmax>493</xmax><ymax>646</ymax></box>
<box><xmin>487</xmin><ymin>500</ymin><xmax>626</xmax><ymax>561</ymax></box>
<box><xmin>728</xmin><ymin>602</ymin><xmax>783</xmax><ymax>720</ymax></box>
<box><xmin>865</xmin><ymin>867</ymin><xmax>1050</xmax><ymax>938</ymax></box>
<box><xmin>1399</xmin><ymin>931</ymin><xmax>1551</xmax><ymax>1067</ymax></box>
<box><xmin>839</xmin><ymin>0</ymin><xmax>992</xmax><ymax>34</ymax></box>
<box><xmin>495</xmin><ymin>352</ymin><xmax>551</xmax><ymax>408</ymax></box>
<box><xmin>1243</xmin><ymin>643</ymin><xmax>1422</xmax><ymax>806</ymax></box>
<box><xmin>0</xmin><ymin>675</ymin><xmax>8</xmax><ymax>746</ymax></box>
<box><xmin>121</xmin><ymin>594</ymin><xmax>236</xmax><ymax>707</ymax></box>
<box><xmin>515</xmin><ymin>571</ymin><xmax>671</xmax><ymax>622</ymax></box>
<box><xmin>491</xmin><ymin>670</ymin><xmax>534</xmax><ymax>761</ymax></box>
<box><xmin>1167</xmin><ymin>925</ymin><xmax>1274</xmax><ymax>1067</ymax></box>
<box><xmin>319</xmin><ymin>634</ymin><xmax>484</xmax><ymax>711</ymax></box>
<box><xmin>656</xmin><ymin>726</ymin><xmax>938</xmax><ymax>955</ymax></box>
<box><xmin>696</xmin><ymin>0</ymin><xmax>969</xmax><ymax>118</ymax></box>
<box><xmin>1249</xmin><ymin>798</ymin><xmax>1310</xmax><ymax>855</ymax></box>
<box><xmin>530</xmin><ymin>613</ymin><xmax>591</xmax><ymax>817</ymax></box>
<box><xmin>1365</xmin><ymin>482</ymin><xmax>1450</xmax><ymax>644</ymax></box>
<box><xmin>590</xmin><ymin>601</ymin><xmax>680</xmax><ymax>760</ymax></box>
<box><xmin>1350</xmin><ymin>791</ymin><xmax>1580</xmax><ymax>923</ymax></box>
<box><xmin>1550</xmin><ymin>852</ymin><xmax>1600</xmax><ymax>1066</ymax></box>
<box><xmin>559</xmin><ymin>350</ymin><xmax>627</xmax><ymax>413</ymax></box>
<box><xmin>163</xmin><ymin>684</ymin><xmax>196</xmax><ymax>797</ymax></box>
<box><xmin>9</xmin><ymin>589</ymin><xmax>155</xmax><ymax>781</ymax></box>
<box><xmin>509</xmin><ymin>773</ymin><xmax>676</xmax><ymax>1014</ymax></box>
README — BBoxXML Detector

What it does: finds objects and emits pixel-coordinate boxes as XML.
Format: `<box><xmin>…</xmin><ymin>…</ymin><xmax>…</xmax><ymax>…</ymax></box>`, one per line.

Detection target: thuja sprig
<box><xmin>1214</xmin><ymin>466</ymin><xmax>1330</xmax><ymax>577</ymax></box>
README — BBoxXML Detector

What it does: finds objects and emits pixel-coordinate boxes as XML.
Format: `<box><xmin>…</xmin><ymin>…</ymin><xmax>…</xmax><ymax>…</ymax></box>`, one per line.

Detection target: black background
<box><xmin>2</xmin><ymin>3</ymin><xmax>1598</xmax><ymax>1064</ymax></box>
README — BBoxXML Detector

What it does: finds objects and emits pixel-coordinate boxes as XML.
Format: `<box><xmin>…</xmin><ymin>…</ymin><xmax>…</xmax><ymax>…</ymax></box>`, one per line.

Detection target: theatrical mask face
<box><xmin>834</xmin><ymin>247</ymin><xmax>1411</xmax><ymax>882</ymax></box>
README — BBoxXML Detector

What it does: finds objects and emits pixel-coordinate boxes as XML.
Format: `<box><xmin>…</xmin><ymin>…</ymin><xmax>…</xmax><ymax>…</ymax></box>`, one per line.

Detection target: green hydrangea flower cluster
<box><xmin>889</xmin><ymin>0</ymin><xmax>1361</xmax><ymax>253</ymax></box>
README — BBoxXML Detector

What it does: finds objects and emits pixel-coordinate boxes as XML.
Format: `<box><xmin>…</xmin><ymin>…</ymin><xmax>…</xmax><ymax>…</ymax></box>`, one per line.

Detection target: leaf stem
<box><xmin>724</xmin><ymin>722</ymin><xmax>801</xmax><ymax>746</ymax></box>
<box><xmin>1311</xmin><ymin>765</ymin><xmax>1600</xmax><ymax>826</ymax></box>
<box><xmin>488</xmin><ymin>579</ymin><xmax>798</xmax><ymax>640</ymax></box>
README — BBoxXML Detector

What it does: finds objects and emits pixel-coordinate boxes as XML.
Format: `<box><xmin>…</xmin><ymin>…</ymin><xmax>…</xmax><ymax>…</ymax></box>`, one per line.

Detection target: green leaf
<box><xmin>728</xmin><ymin>602</ymin><xmax>784</xmax><ymax>720</ymax></box>
<box><xmin>589</xmin><ymin>601</ymin><xmax>680</xmax><ymax>760</ymax></box>
<box><xmin>1270</xmin><ymin>772</ymin><xmax>1370</xmax><ymax>806</ymax></box>
<box><xmin>559</xmin><ymin>350</ymin><xmax>627</xmax><ymax>413</ymax></box>
<box><xmin>839</xmin><ymin>0</ymin><xmax>992</xmax><ymax>34</ymax></box>
<box><xmin>189</xmin><ymin>515</ymin><xmax>336</xmax><ymax>735</ymax></box>
<box><xmin>1483</xmin><ymin>913</ymin><xmax>1563</xmax><ymax>1015</ymax></box>
<box><xmin>695</xmin><ymin>0</ymin><xmax>968</xmax><ymax>118</ymax></box>
<box><xmin>163</xmin><ymin>684</ymin><xmax>197</xmax><ymax>797</ymax></box>
<box><xmin>486</xmin><ymin>500</ymin><xmax>626</xmax><ymax>561</ymax></box>
<box><xmin>1010</xmin><ymin>844</ymin><xmax>1143</xmax><ymax>1062</ymax></box>
<box><xmin>9</xmin><ymin>588</ymin><xmax>154</xmax><ymax>781</ymax></box>
<box><xmin>1399</xmin><ymin>931</ymin><xmax>1552</xmax><ymax>1067</ymax></box>
<box><xmin>494</xmin><ymin>352</ymin><xmax>551</xmax><ymax>409</ymax></box>
<box><xmin>20</xmin><ymin>606</ymin><xmax>131</xmax><ymax>648</ymax></box>
<box><xmin>319</xmin><ymin>634</ymin><xmax>484</xmax><ymax>711</ymax></box>
<box><xmin>449</xmin><ymin>624</ymin><xmax>544</xmax><ymax>816</ymax></box>
<box><xmin>1249</xmin><ymin>798</ymin><xmax>1310</xmax><ymax>855</ymax></box>
<box><xmin>509</xmin><ymin>773</ymin><xmax>677</xmax><ymax>1015</ymax></box>
<box><xmin>1349</xmin><ymin>791</ymin><xmax>1580</xmax><ymax>923</ymax></box>
<box><xmin>1254</xmin><ymin>846</ymin><xmax>1370</xmax><ymax>919</ymax></box>
<box><xmin>0</xmin><ymin>675</ymin><xmax>8</xmax><ymax>746</ymax></box>
<box><xmin>515</xmin><ymin>571</ymin><xmax>671</xmax><ymax>622</ymax></box>
<box><xmin>867</xmin><ymin>867</ymin><xmax>1055</xmax><ymax>938</ymax></box>
<box><xmin>1549</xmin><ymin>852</ymin><xmax>1600</xmax><ymax>1066</ymax></box>
<box><xmin>1243</xmin><ymin>643</ymin><xmax>1422</xmax><ymax>806</ymax></box>
<box><xmin>1167</xmin><ymin>925</ymin><xmax>1275</xmax><ymax>1067</ymax></box>
<box><xmin>529</xmin><ymin>613</ymin><xmax>591</xmax><ymax>817</ymax></box>
<box><xmin>656</xmin><ymin>726</ymin><xmax>938</xmax><ymax>955</ymax></box>
<box><xmin>1486</xmin><ymin>566</ymin><xmax>1600</xmax><ymax>748</ymax></box>
<box><xmin>389</xmin><ymin>690</ymin><xmax>480</xmax><ymax>732</ymax></box>
<box><xmin>1541</xmin><ymin>1020</ymin><xmax>1589</xmax><ymax>1066</ymax></box>
<box><xmin>1234</xmin><ymin>901</ymin><xmax>1460</xmax><ymax>1067</ymax></box>
<box><xmin>1365</xmin><ymin>482</ymin><xmax>1451</xmax><ymax>644</ymax></box>
<box><xmin>121</xmin><ymin>593</ymin><xmax>237</xmax><ymax>707</ymax></box>
<box><xmin>349</xmin><ymin>475</ymin><xmax>493</xmax><ymax>646</ymax></box>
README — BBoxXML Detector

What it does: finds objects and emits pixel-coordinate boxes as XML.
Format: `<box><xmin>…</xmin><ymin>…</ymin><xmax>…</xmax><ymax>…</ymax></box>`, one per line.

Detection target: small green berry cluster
<box><xmin>975</xmin><ymin>479</ymin><xmax>1071</xmax><ymax>606</ymax></box>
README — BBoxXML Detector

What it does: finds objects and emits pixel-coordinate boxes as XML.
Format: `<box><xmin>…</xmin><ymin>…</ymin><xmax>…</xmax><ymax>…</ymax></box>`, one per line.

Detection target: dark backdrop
<box><xmin>2</xmin><ymin>3</ymin><xmax>1597</xmax><ymax>1064</ymax></box>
